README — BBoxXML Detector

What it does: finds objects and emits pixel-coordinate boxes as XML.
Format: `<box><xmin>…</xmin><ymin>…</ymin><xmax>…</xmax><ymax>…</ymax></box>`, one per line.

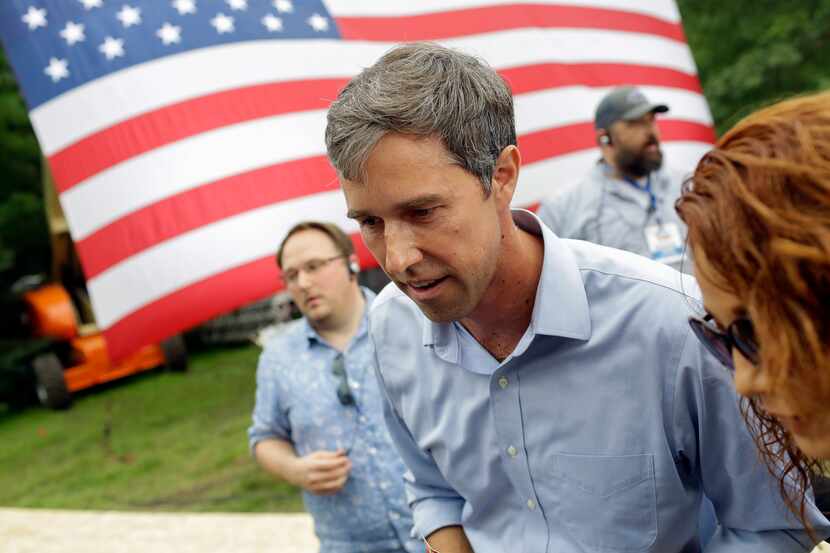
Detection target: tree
<box><xmin>678</xmin><ymin>0</ymin><xmax>830</xmax><ymax>134</ymax></box>
<box><xmin>0</xmin><ymin>49</ymin><xmax>49</xmax><ymax>291</ymax></box>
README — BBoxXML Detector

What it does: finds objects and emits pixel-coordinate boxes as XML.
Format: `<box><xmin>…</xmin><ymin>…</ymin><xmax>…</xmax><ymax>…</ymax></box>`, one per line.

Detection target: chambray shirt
<box><xmin>369</xmin><ymin>210</ymin><xmax>829</xmax><ymax>553</ymax></box>
<box><xmin>538</xmin><ymin>162</ymin><xmax>689</xmax><ymax>272</ymax></box>
<box><xmin>248</xmin><ymin>289</ymin><xmax>421</xmax><ymax>553</ymax></box>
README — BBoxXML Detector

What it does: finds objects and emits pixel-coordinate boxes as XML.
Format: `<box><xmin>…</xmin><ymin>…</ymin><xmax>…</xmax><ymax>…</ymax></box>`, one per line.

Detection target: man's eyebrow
<box><xmin>397</xmin><ymin>194</ymin><xmax>443</xmax><ymax>210</ymax></box>
<box><xmin>347</xmin><ymin>194</ymin><xmax>444</xmax><ymax>220</ymax></box>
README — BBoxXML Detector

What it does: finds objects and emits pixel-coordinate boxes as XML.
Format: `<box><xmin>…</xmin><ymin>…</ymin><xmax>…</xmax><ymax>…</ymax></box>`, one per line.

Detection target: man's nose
<box><xmin>295</xmin><ymin>269</ymin><xmax>313</xmax><ymax>290</ymax></box>
<box><xmin>383</xmin><ymin>223</ymin><xmax>423</xmax><ymax>276</ymax></box>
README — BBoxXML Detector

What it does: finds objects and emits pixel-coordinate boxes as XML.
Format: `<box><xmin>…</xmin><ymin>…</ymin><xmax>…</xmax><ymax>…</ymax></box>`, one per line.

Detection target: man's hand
<box><xmin>425</xmin><ymin>526</ymin><xmax>474</xmax><ymax>553</ymax></box>
<box><xmin>290</xmin><ymin>449</ymin><xmax>352</xmax><ymax>495</ymax></box>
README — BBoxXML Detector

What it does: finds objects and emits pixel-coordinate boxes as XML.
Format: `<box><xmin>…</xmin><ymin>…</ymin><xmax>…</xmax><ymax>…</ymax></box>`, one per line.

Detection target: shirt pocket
<box><xmin>549</xmin><ymin>453</ymin><xmax>657</xmax><ymax>552</ymax></box>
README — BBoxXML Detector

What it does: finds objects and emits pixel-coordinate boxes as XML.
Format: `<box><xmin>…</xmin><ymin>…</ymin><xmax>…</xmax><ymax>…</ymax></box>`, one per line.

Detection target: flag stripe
<box><xmin>325</xmin><ymin>0</ymin><xmax>681</xmax><ymax>23</ymax></box>
<box><xmin>86</xmin><ymin>139</ymin><xmax>712</xmax><ymax>330</ymax></box>
<box><xmin>32</xmin><ymin>28</ymin><xmax>698</xmax><ymax>155</ymax></box>
<box><xmin>49</xmin><ymin>63</ymin><xmax>705</xmax><ymax>195</ymax></box>
<box><xmin>49</xmin><ymin>78</ymin><xmax>349</xmax><ymax>194</ymax></box>
<box><xmin>336</xmin><ymin>4</ymin><xmax>685</xmax><ymax>42</ymax></box>
<box><xmin>500</xmin><ymin>63</ymin><xmax>702</xmax><ymax>96</ymax></box>
<box><xmin>61</xmin><ymin>86</ymin><xmax>710</xmax><ymax>241</ymax></box>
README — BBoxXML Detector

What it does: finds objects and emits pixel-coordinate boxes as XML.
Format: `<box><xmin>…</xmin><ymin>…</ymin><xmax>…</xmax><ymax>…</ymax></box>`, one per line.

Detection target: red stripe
<box><xmin>76</xmin><ymin>155</ymin><xmax>337</xmax><ymax>279</ymax></box>
<box><xmin>48</xmin><ymin>78</ymin><xmax>348</xmax><ymax>194</ymax></box>
<box><xmin>101</xmin><ymin>235</ymin><xmax>380</xmax><ymax>362</ymax></box>
<box><xmin>76</xmin><ymin>119</ymin><xmax>713</xmax><ymax>280</ymax></box>
<box><xmin>48</xmin><ymin>63</ymin><xmax>700</xmax><ymax>195</ymax></box>
<box><xmin>336</xmin><ymin>4</ymin><xmax>685</xmax><ymax>42</ymax></box>
<box><xmin>500</xmin><ymin>63</ymin><xmax>701</xmax><ymax>95</ymax></box>
<box><xmin>518</xmin><ymin>119</ymin><xmax>716</xmax><ymax>165</ymax></box>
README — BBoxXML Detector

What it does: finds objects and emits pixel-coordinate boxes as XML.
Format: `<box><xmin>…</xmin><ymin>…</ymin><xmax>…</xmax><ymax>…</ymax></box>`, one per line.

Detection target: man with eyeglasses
<box><xmin>247</xmin><ymin>221</ymin><xmax>421</xmax><ymax>553</ymax></box>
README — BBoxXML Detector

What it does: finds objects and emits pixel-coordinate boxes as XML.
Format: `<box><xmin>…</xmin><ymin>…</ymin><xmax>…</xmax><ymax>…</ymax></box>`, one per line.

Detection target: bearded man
<box><xmin>538</xmin><ymin>86</ymin><xmax>688</xmax><ymax>271</ymax></box>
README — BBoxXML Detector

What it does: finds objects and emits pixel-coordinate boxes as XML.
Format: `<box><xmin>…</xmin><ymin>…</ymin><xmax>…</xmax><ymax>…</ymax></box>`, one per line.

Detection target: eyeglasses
<box><xmin>688</xmin><ymin>313</ymin><xmax>759</xmax><ymax>370</ymax></box>
<box><xmin>281</xmin><ymin>255</ymin><xmax>346</xmax><ymax>286</ymax></box>
<box><xmin>331</xmin><ymin>354</ymin><xmax>355</xmax><ymax>406</ymax></box>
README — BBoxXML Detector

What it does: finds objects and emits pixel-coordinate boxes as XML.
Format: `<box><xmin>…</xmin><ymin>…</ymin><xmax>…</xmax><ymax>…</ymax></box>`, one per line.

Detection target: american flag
<box><xmin>0</xmin><ymin>0</ymin><xmax>714</xmax><ymax>361</ymax></box>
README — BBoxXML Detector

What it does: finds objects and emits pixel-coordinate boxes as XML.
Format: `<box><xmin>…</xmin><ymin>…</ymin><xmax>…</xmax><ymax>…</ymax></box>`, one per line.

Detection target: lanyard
<box><xmin>622</xmin><ymin>174</ymin><xmax>657</xmax><ymax>214</ymax></box>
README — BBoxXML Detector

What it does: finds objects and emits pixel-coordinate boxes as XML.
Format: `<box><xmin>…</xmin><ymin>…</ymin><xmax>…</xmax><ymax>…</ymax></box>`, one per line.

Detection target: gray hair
<box><xmin>325</xmin><ymin>42</ymin><xmax>516</xmax><ymax>195</ymax></box>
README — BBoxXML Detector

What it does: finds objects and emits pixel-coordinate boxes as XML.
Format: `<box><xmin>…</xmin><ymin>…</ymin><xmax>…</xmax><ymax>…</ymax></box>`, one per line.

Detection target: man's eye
<box><xmin>412</xmin><ymin>207</ymin><xmax>435</xmax><ymax>219</ymax></box>
<box><xmin>305</xmin><ymin>260</ymin><xmax>323</xmax><ymax>271</ymax></box>
<box><xmin>359</xmin><ymin>217</ymin><xmax>380</xmax><ymax>228</ymax></box>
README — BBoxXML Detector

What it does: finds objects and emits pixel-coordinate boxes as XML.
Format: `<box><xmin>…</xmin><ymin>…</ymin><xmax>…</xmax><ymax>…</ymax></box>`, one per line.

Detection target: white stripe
<box><xmin>89</xmin><ymin>141</ymin><xmax>710</xmax><ymax>329</ymax></box>
<box><xmin>61</xmin><ymin>87</ymin><xmax>710</xmax><ymax>240</ymax></box>
<box><xmin>325</xmin><ymin>0</ymin><xmax>681</xmax><ymax>23</ymax></box>
<box><xmin>33</xmin><ymin>28</ymin><xmax>697</xmax><ymax>154</ymax></box>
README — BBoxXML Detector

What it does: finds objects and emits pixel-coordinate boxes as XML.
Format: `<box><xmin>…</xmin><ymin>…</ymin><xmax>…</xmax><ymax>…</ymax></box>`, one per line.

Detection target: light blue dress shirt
<box><xmin>248</xmin><ymin>289</ymin><xmax>421</xmax><ymax>553</ymax></box>
<box><xmin>369</xmin><ymin>211</ymin><xmax>829</xmax><ymax>553</ymax></box>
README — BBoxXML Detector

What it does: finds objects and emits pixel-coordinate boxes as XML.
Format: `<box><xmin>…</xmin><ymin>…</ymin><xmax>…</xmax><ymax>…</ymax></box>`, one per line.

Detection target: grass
<box><xmin>0</xmin><ymin>344</ymin><xmax>304</xmax><ymax>512</ymax></box>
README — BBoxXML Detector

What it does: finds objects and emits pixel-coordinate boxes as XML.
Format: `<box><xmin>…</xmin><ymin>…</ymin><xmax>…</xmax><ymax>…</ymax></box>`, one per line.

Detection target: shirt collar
<box><xmin>303</xmin><ymin>286</ymin><xmax>376</xmax><ymax>348</ymax></box>
<box><xmin>423</xmin><ymin>209</ymin><xmax>591</xmax><ymax>357</ymax></box>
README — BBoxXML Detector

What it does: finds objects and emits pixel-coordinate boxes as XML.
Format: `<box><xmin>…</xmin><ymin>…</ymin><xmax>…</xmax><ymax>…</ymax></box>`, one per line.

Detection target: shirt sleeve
<box><xmin>371</xmin><ymin>340</ymin><xmax>465</xmax><ymax>540</ymax></box>
<box><xmin>247</xmin><ymin>347</ymin><xmax>292</xmax><ymax>454</ymax></box>
<box><xmin>672</xmin><ymin>331</ymin><xmax>830</xmax><ymax>552</ymax></box>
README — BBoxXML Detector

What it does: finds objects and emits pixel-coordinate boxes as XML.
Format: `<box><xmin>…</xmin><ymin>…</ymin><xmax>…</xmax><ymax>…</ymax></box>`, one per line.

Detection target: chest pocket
<box><xmin>549</xmin><ymin>453</ymin><xmax>657</xmax><ymax>552</ymax></box>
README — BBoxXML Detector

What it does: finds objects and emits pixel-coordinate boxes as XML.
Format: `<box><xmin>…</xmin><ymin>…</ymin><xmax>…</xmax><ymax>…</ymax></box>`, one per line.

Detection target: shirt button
<box><xmin>527</xmin><ymin>499</ymin><xmax>536</xmax><ymax>510</ymax></box>
<box><xmin>498</xmin><ymin>377</ymin><xmax>509</xmax><ymax>389</ymax></box>
<box><xmin>507</xmin><ymin>446</ymin><xmax>518</xmax><ymax>457</ymax></box>
<box><xmin>359</xmin><ymin>416</ymin><xmax>368</xmax><ymax>423</ymax></box>
<box><xmin>389</xmin><ymin>511</ymin><xmax>401</xmax><ymax>520</ymax></box>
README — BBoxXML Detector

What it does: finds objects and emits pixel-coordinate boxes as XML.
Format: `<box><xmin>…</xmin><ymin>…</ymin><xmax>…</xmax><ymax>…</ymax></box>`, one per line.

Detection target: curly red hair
<box><xmin>676</xmin><ymin>91</ymin><xmax>830</xmax><ymax>532</ymax></box>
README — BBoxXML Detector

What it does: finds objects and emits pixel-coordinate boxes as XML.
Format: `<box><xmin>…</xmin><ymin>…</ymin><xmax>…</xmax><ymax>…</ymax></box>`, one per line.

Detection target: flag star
<box><xmin>172</xmin><ymin>0</ymin><xmax>196</xmax><ymax>15</ymax></box>
<box><xmin>226</xmin><ymin>0</ymin><xmax>247</xmax><ymax>10</ymax></box>
<box><xmin>117</xmin><ymin>5</ymin><xmax>141</xmax><ymax>27</ymax></box>
<box><xmin>60</xmin><ymin>21</ymin><xmax>86</xmax><ymax>45</ymax></box>
<box><xmin>261</xmin><ymin>14</ymin><xmax>283</xmax><ymax>32</ymax></box>
<box><xmin>79</xmin><ymin>0</ymin><xmax>103</xmax><ymax>9</ymax></box>
<box><xmin>22</xmin><ymin>6</ymin><xmax>47</xmax><ymax>30</ymax></box>
<box><xmin>99</xmin><ymin>36</ymin><xmax>125</xmax><ymax>60</ymax></box>
<box><xmin>44</xmin><ymin>58</ymin><xmax>69</xmax><ymax>82</ymax></box>
<box><xmin>210</xmin><ymin>13</ymin><xmax>234</xmax><ymax>34</ymax></box>
<box><xmin>273</xmin><ymin>0</ymin><xmax>293</xmax><ymax>13</ymax></box>
<box><xmin>307</xmin><ymin>13</ymin><xmax>329</xmax><ymax>32</ymax></box>
<box><xmin>157</xmin><ymin>22</ymin><xmax>181</xmax><ymax>45</ymax></box>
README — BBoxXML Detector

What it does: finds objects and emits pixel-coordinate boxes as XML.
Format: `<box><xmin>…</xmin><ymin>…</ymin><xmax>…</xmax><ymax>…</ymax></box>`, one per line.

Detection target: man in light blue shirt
<box><xmin>248</xmin><ymin>221</ymin><xmax>420</xmax><ymax>553</ymax></box>
<box><xmin>325</xmin><ymin>43</ymin><xmax>829</xmax><ymax>552</ymax></box>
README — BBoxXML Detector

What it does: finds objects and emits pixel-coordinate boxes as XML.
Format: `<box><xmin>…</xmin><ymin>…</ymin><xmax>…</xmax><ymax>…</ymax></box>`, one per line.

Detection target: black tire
<box><xmin>161</xmin><ymin>335</ymin><xmax>188</xmax><ymax>372</ymax></box>
<box><xmin>33</xmin><ymin>353</ymin><xmax>71</xmax><ymax>410</ymax></box>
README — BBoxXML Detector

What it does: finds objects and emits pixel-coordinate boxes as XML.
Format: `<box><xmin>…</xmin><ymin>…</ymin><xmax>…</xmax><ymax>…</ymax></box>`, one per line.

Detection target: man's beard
<box><xmin>614</xmin><ymin>142</ymin><xmax>663</xmax><ymax>178</ymax></box>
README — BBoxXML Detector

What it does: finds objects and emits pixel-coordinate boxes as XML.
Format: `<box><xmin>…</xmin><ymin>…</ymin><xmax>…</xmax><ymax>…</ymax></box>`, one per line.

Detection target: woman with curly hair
<box><xmin>676</xmin><ymin>91</ymin><xmax>830</xmax><ymax>534</ymax></box>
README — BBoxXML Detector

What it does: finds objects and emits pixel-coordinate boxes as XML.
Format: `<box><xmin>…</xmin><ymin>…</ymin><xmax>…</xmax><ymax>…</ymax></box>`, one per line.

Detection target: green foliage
<box><xmin>0</xmin><ymin>48</ymin><xmax>46</xmax><ymax>290</ymax></box>
<box><xmin>0</xmin><ymin>345</ymin><xmax>304</xmax><ymax>512</ymax></box>
<box><xmin>678</xmin><ymin>0</ymin><xmax>830</xmax><ymax>134</ymax></box>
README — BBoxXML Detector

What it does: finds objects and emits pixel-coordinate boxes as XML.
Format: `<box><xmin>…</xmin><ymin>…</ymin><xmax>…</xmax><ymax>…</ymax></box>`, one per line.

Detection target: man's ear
<box><xmin>491</xmin><ymin>145</ymin><xmax>520</xmax><ymax>207</ymax></box>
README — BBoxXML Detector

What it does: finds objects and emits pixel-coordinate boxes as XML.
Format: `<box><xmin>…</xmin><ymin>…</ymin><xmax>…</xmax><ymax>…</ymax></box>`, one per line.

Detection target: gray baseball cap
<box><xmin>594</xmin><ymin>86</ymin><xmax>669</xmax><ymax>130</ymax></box>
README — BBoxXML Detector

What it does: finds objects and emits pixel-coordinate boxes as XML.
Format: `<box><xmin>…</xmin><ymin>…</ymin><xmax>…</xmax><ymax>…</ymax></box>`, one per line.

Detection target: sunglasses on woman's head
<box><xmin>688</xmin><ymin>313</ymin><xmax>760</xmax><ymax>370</ymax></box>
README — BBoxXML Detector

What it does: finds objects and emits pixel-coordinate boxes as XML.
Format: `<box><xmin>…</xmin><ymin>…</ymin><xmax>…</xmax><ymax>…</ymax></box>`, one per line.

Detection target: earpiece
<box><xmin>349</xmin><ymin>260</ymin><xmax>360</xmax><ymax>274</ymax></box>
<box><xmin>599</xmin><ymin>133</ymin><xmax>612</xmax><ymax>146</ymax></box>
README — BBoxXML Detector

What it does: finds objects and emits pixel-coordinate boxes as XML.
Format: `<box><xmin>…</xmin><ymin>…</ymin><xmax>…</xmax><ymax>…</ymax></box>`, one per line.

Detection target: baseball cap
<box><xmin>594</xmin><ymin>86</ymin><xmax>669</xmax><ymax>130</ymax></box>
